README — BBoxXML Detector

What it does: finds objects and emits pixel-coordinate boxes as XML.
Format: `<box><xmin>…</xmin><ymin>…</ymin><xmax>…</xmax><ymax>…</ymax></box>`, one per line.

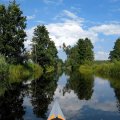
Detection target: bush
<box><xmin>26</xmin><ymin>62</ymin><xmax>43</xmax><ymax>79</ymax></box>
<box><xmin>9</xmin><ymin>64</ymin><xmax>30</xmax><ymax>83</ymax></box>
<box><xmin>79</xmin><ymin>65</ymin><xmax>93</xmax><ymax>75</ymax></box>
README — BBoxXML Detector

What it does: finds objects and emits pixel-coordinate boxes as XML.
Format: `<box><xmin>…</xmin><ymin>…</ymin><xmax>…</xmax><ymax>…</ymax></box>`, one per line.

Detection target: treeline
<box><xmin>0</xmin><ymin>1</ymin><xmax>62</xmax><ymax>80</ymax></box>
<box><xmin>63</xmin><ymin>36</ymin><xmax>120</xmax><ymax>77</ymax></box>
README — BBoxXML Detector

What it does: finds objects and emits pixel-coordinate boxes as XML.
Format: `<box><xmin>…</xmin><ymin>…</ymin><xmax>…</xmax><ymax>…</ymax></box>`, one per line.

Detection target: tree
<box><xmin>77</xmin><ymin>38</ymin><xmax>94</xmax><ymax>64</ymax></box>
<box><xmin>32</xmin><ymin>25</ymin><xmax>58</xmax><ymax>68</ymax></box>
<box><xmin>109</xmin><ymin>38</ymin><xmax>120</xmax><ymax>61</ymax></box>
<box><xmin>0</xmin><ymin>1</ymin><xmax>26</xmax><ymax>64</ymax></box>
<box><xmin>64</xmin><ymin>38</ymin><xmax>94</xmax><ymax>69</ymax></box>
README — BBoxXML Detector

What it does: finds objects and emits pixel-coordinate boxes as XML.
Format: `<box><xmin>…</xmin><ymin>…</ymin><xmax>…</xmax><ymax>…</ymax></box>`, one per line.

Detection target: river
<box><xmin>0</xmin><ymin>71</ymin><xmax>120</xmax><ymax>120</ymax></box>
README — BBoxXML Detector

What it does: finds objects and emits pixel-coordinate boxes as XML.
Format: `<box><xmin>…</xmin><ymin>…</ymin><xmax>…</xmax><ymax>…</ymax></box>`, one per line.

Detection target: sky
<box><xmin>1</xmin><ymin>0</ymin><xmax>120</xmax><ymax>60</ymax></box>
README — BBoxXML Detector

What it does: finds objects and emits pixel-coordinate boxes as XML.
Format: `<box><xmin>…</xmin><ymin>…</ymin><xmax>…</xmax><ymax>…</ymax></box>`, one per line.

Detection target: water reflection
<box><xmin>30</xmin><ymin>73</ymin><xmax>58</xmax><ymax>119</ymax></box>
<box><xmin>0</xmin><ymin>82</ymin><xmax>25</xmax><ymax>120</ymax></box>
<box><xmin>65</xmin><ymin>72</ymin><xmax>94</xmax><ymax>100</ymax></box>
<box><xmin>0</xmin><ymin>71</ymin><xmax>120</xmax><ymax>120</ymax></box>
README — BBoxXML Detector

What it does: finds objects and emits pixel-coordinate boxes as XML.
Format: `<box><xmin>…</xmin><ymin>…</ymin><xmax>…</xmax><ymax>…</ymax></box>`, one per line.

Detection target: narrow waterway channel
<box><xmin>0</xmin><ymin>72</ymin><xmax>120</xmax><ymax>120</ymax></box>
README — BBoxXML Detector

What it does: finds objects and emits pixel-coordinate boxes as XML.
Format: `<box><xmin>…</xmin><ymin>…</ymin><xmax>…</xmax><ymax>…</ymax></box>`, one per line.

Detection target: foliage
<box><xmin>77</xmin><ymin>38</ymin><xmax>94</xmax><ymax>64</ymax></box>
<box><xmin>9</xmin><ymin>64</ymin><xmax>30</xmax><ymax>82</ymax></box>
<box><xmin>32</xmin><ymin>25</ymin><xmax>58</xmax><ymax>68</ymax></box>
<box><xmin>9</xmin><ymin>62</ymin><xmax>43</xmax><ymax>83</ymax></box>
<box><xmin>45</xmin><ymin>65</ymin><xmax>54</xmax><ymax>73</ymax></box>
<box><xmin>109</xmin><ymin>38</ymin><xmax>120</xmax><ymax>61</ymax></box>
<box><xmin>26</xmin><ymin>62</ymin><xmax>43</xmax><ymax>78</ymax></box>
<box><xmin>0</xmin><ymin>54</ymin><xmax>9</xmax><ymax>77</ymax></box>
<box><xmin>79</xmin><ymin>65</ymin><xmax>93</xmax><ymax>75</ymax></box>
<box><xmin>80</xmin><ymin>61</ymin><xmax>120</xmax><ymax>77</ymax></box>
<box><xmin>0</xmin><ymin>1</ymin><xmax>26</xmax><ymax>64</ymax></box>
<box><xmin>63</xmin><ymin>38</ymin><xmax>94</xmax><ymax>69</ymax></box>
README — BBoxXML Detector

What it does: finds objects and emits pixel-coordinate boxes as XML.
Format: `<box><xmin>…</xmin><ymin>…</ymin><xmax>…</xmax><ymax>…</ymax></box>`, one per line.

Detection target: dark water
<box><xmin>0</xmin><ymin>71</ymin><xmax>120</xmax><ymax>120</ymax></box>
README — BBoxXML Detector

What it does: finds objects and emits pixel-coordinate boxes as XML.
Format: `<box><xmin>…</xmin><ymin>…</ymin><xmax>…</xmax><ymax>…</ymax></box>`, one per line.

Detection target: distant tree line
<box><xmin>63</xmin><ymin>37</ymin><xmax>120</xmax><ymax>70</ymax></box>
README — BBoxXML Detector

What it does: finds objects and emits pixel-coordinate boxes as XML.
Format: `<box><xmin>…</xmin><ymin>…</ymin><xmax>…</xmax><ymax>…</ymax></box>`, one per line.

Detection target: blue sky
<box><xmin>1</xmin><ymin>0</ymin><xmax>120</xmax><ymax>60</ymax></box>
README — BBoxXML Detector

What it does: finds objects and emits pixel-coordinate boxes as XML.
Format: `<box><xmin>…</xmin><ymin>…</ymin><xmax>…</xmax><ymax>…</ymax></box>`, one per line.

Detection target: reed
<box><xmin>79</xmin><ymin>61</ymin><xmax>120</xmax><ymax>77</ymax></box>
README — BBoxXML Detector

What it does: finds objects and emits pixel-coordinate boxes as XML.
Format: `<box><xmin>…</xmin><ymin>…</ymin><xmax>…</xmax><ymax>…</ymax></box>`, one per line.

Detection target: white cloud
<box><xmin>95</xmin><ymin>51</ymin><xmax>109</xmax><ymax>60</ymax></box>
<box><xmin>25</xmin><ymin>10</ymin><xmax>98</xmax><ymax>50</ymax></box>
<box><xmin>46</xmin><ymin>21</ymin><xmax>98</xmax><ymax>49</ymax></box>
<box><xmin>43</xmin><ymin>0</ymin><xmax>63</xmax><ymax>4</ymax></box>
<box><xmin>27</xmin><ymin>15</ymin><xmax>35</xmax><ymax>20</ymax></box>
<box><xmin>46</xmin><ymin>10</ymin><xmax>98</xmax><ymax>49</ymax></box>
<box><xmin>90</xmin><ymin>24</ymin><xmax>120</xmax><ymax>35</ymax></box>
<box><xmin>24</xmin><ymin>27</ymin><xmax>35</xmax><ymax>50</ymax></box>
<box><xmin>25</xmin><ymin>10</ymin><xmax>119</xmax><ymax>60</ymax></box>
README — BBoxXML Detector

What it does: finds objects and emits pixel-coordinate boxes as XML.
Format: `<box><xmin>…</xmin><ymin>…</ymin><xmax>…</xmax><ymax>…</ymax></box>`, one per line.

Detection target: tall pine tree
<box><xmin>32</xmin><ymin>25</ymin><xmax>58</xmax><ymax>68</ymax></box>
<box><xmin>0</xmin><ymin>1</ymin><xmax>26</xmax><ymax>63</ymax></box>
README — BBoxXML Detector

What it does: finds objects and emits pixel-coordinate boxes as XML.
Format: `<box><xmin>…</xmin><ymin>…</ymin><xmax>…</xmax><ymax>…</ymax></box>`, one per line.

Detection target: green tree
<box><xmin>32</xmin><ymin>25</ymin><xmax>58</xmax><ymax>68</ymax></box>
<box><xmin>77</xmin><ymin>38</ymin><xmax>94</xmax><ymax>64</ymax></box>
<box><xmin>109</xmin><ymin>38</ymin><xmax>120</xmax><ymax>61</ymax></box>
<box><xmin>0</xmin><ymin>1</ymin><xmax>26</xmax><ymax>64</ymax></box>
<box><xmin>64</xmin><ymin>38</ymin><xmax>94</xmax><ymax>69</ymax></box>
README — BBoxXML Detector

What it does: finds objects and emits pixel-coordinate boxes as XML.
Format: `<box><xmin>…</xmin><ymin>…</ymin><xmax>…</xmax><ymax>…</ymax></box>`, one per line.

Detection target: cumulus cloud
<box><xmin>90</xmin><ymin>24</ymin><xmax>120</xmax><ymax>35</ymax></box>
<box><xmin>46</xmin><ymin>21</ymin><xmax>98</xmax><ymax>48</ymax></box>
<box><xmin>25</xmin><ymin>10</ymin><xmax>119</xmax><ymax>60</ymax></box>
<box><xmin>25</xmin><ymin>10</ymin><xmax>98</xmax><ymax>50</ymax></box>
<box><xmin>95</xmin><ymin>51</ymin><xmax>109</xmax><ymax>60</ymax></box>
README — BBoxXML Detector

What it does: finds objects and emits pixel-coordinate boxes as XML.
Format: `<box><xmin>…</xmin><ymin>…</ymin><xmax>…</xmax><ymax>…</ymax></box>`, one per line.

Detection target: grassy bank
<box><xmin>79</xmin><ymin>61</ymin><xmax>120</xmax><ymax>77</ymax></box>
<box><xmin>9</xmin><ymin>62</ymin><xmax>43</xmax><ymax>83</ymax></box>
<box><xmin>0</xmin><ymin>55</ymin><xmax>43</xmax><ymax>82</ymax></box>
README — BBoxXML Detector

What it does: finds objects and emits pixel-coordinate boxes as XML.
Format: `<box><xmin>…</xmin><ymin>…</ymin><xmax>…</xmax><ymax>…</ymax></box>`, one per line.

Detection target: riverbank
<box><xmin>0</xmin><ymin>55</ymin><xmax>43</xmax><ymax>82</ymax></box>
<box><xmin>79</xmin><ymin>61</ymin><xmax>120</xmax><ymax>77</ymax></box>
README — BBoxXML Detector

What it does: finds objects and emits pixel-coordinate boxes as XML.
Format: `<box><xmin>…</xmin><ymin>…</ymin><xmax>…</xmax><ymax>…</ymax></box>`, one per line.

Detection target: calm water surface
<box><xmin>0</xmin><ymin>72</ymin><xmax>120</xmax><ymax>120</ymax></box>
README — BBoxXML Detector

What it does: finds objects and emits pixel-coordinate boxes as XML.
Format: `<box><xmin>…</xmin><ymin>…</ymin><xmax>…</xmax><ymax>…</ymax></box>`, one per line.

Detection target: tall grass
<box><xmin>9</xmin><ymin>64</ymin><xmax>30</xmax><ymax>83</ymax></box>
<box><xmin>9</xmin><ymin>62</ymin><xmax>43</xmax><ymax>83</ymax></box>
<box><xmin>0</xmin><ymin>54</ymin><xmax>43</xmax><ymax>83</ymax></box>
<box><xmin>94</xmin><ymin>61</ymin><xmax>120</xmax><ymax>77</ymax></box>
<box><xmin>79</xmin><ymin>61</ymin><xmax>120</xmax><ymax>77</ymax></box>
<box><xmin>26</xmin><ymin>62</ymin><xmax>43</xmax><ymax>79</ymax></box>
<box><xmin>79</xmin><ymin>65</ymin><xmax>93</xmax><ymax>75</ymax></box>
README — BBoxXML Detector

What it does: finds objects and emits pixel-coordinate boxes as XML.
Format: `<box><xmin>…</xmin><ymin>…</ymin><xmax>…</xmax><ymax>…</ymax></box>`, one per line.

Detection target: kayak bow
<box><xmin>47</xmin><ymin>100</ymin><xmax>66</xmax><ymax>120</ymax></box>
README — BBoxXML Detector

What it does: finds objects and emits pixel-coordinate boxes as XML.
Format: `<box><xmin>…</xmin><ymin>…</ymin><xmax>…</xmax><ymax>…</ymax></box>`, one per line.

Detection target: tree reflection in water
<box><xmin>65</xmin><ymin>71</ymin><xmax>94</xmax><ymax>100</ymax></box>
<box><xmin>96</xmin><ymin>74</ymin><xmax>120</xmax><ymax>113</ymax></box>
<box><xmin>0</xmin><ymin>82</ymin><xmax>25</xmax><ymax>120</ymax></box>
<box><xmin>110</xmin><ymin>78</ymin><xmax>120</xmax><ymax>113</ymax></box>
<box><xmin>30</xmin><ymin>72</ymin><xmax>58</xmax><ymax>119</ymax></box>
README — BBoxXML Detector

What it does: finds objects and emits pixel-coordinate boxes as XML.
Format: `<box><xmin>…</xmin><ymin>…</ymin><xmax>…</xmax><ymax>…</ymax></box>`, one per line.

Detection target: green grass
<box><xmin>79</xmin><ymin>61</ymin><xmax>120</xmax><ymax>77</ymax></box>
<box><xmin>9</xmin><ymin>62</ymin><xmax>43</xmax><ymax>83</ymax></box>
<box><xmin>79</xmin><ymin>65</ymin><xmax>93</xmax><ymax>75</ymax></box>
<box><xmin>0</xmin><ymin>54</ymin><xmax>43</xmax><ymax>83</ymax></box>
